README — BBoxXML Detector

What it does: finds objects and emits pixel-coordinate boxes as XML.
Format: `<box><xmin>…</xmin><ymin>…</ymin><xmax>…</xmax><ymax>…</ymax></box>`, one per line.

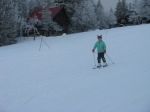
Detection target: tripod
<box><xmin>39</xmin><ymin>36</ymin><xmax>50</xmax><ymax>51</ymax></box>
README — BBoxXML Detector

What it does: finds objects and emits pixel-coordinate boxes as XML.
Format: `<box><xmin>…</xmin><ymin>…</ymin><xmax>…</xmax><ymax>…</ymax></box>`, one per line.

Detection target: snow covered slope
<box><xmin>0</xmin><ymin>24</ymin><xmax>150</xmax><ymax>112</ymax></box>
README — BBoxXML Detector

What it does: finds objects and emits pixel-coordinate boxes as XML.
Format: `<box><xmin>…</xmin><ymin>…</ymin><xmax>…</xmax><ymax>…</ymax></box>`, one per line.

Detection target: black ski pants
<box><xmin>97</xmin><ymin>52</ymin><xmax>106</xmax><ymax>63</ymax></box>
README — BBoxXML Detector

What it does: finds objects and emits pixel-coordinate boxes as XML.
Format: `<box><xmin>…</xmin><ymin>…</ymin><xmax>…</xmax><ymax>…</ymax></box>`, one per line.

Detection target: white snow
<box><xmin>0</xmin><ymin>24</ymin><xmax>150</xmax><ymax>112</ymax></box>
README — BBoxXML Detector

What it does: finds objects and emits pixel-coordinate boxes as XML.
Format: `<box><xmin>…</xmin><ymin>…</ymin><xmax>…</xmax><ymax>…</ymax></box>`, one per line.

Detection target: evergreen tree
<box><xmin>71</xmin><ymin>0</ymin><xmax>97</xmax><ymax>32</ymax></box>
<box><xmin>54</xmin><ymin>0</ymin><xmax>85</xmax><ymax>32</ymax></box>
<box><xmin>15</xmin><ymin>0</ymin><xmax>28</xmax><ymax>36</ymax></box>
<box><xmin>95</xmin><ymin>0</ymin><xmax>108</xmax><ymax>29</ymax></box>
<box><xmin>107</xmin><ymin>8</ymin><xmax>117</xmax><ymax>27</ymax></box>
<box><xmin>41</xmin><ymin>7</ymin><xmax>62</xmax><ymax>35</ymax></box>
<box><xmin>115</xmin><ymin>0</ymin><xmax>122</xmax><ymax>24</ymax></box>
<box><xmin>138</xmin><ymin>0</ymin><xmax>150</xmax><ymax>22</ymax></box>
<box><xmin>122</xmin><ymin>0</ymin><xmax>129</xmax><ymax>21</ymax></box>
<box><xmin>54</xmin><ymin>0</ymin><xmax>81</xmax><ymax>17</ymax></box>
<box><xmin>28</xmin><ymin>0</ymin><xmax>39</xmax><ymax>11</ymax></box>
<box><xmin>15</xmin><ymin>0</ymin><xmax>28</xmax><ymax>19</ymax></box>
<box><xmin>28</xmin><ymin>0</ymin><xmax>54</xmax><ymax>11</ymax></box>
<box><xmin>0</xmin><ymin>0</ymin><xmax>18</xmax><ymax>46</ymax></box>
<box><xmin>128</xmin><ymin>0</ymin><xmax>141</xmax><ymax>24</ymax></box>
<box><xmin>115</xmin><ymin>0</ymin><xmax>128</xmax><ymax>25</ymax></box>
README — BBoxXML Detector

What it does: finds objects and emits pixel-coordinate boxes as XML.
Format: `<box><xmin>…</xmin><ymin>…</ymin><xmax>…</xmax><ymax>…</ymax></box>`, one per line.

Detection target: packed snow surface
<box><xmin>0</xmin><ymin>24</ymin><xmax>150</xmax><ymax>112</ymax></box>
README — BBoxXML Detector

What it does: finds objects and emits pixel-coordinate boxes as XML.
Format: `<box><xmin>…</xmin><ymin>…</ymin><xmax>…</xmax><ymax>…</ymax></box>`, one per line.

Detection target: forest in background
<box><xmin>0</xmin><ymin>0</ymin><xmax>150</xmax><ymax>46</ymax></box>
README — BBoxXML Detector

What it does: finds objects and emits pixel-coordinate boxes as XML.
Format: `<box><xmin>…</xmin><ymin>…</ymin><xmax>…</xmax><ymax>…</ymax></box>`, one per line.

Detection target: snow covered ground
<box><xmin>0</xmin><ymin>24</ymin><xmax>150</xmax><ymax>112</ymax></box>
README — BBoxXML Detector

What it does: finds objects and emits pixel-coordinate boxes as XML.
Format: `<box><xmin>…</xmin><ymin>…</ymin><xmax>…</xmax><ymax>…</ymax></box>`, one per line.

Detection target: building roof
<box><xmin>50</xmin><ymin>7</ymin><xmax>63</xmax><ymax>17</ymax></box>
<box><xmin>30</xmin><ymin>7</ymin><xmax>63</xmax><ymax>20</ymax></box>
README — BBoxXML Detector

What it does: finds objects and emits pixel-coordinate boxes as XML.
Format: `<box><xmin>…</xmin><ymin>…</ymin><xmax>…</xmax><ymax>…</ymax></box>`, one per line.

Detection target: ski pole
<box><xmin>106</xmin><ymin>53</ymin><xmax>115</xmax><ymax>64</ymax></box>
<box><xmin>93</xmin><ymin>52</ymin><xmax>97</xmax><ymax>67</ymax></box>
<box><xmin>39</xmin><ymin>36</ymin><xmax>43</xmax><ymax>51</ymax></box>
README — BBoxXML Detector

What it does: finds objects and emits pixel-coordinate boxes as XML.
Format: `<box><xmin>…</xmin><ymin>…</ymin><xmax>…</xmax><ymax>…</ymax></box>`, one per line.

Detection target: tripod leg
<box><xmin>39</xmin><ymin>37</ymin><xmax>43</xmax><ymax>51</ymax></box>
<box><xmin>43</xmin><ymin>40</ymin><xmax>50</xmax><ymax>49</ymax></box>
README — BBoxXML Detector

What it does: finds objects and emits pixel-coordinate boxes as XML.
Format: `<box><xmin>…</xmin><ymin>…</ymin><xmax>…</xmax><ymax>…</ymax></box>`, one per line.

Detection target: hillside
<box><xmin>0</xmin><ymin>24</ymin><xmax>150</xmax><ymax>112</ymax></box>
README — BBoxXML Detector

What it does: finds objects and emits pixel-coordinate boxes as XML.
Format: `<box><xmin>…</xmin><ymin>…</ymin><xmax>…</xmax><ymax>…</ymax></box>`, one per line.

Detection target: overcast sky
<box><xmin>100</xmin><ymin>0</ymin><xmax>134</xmax><ymax>11</ymax></box>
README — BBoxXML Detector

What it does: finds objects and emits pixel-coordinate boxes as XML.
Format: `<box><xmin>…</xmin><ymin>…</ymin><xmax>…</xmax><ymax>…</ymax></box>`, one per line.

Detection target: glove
<box><xmin>92</xmin><ymin>49</ymin><xmax>95</xmax><ymax>53</ymax></box>
<box><xmin>104</xmin><ymin>50</ymin><xmax>106</xmax><ymax>54</ymax></box>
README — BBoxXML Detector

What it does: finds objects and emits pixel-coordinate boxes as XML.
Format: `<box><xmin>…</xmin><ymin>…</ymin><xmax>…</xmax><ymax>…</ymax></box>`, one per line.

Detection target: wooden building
<box><xmin>28</xmin><ymin>6</ymin><xmax>69</xmax><ymax>36</ymax></box>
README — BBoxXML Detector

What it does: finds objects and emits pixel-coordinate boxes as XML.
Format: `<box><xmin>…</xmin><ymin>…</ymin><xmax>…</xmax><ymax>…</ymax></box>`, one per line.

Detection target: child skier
<box><xmin>92</xmin><ymin>35</ymin><xmax>107</xmax><ymax>67</ymax></box>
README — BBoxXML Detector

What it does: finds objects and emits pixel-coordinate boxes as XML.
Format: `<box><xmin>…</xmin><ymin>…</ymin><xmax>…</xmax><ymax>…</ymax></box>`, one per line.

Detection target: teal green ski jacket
<box><xmin>93</xmin><ymin>40</ymin><xmax>106</xmax><ymax>53</ymax></box>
